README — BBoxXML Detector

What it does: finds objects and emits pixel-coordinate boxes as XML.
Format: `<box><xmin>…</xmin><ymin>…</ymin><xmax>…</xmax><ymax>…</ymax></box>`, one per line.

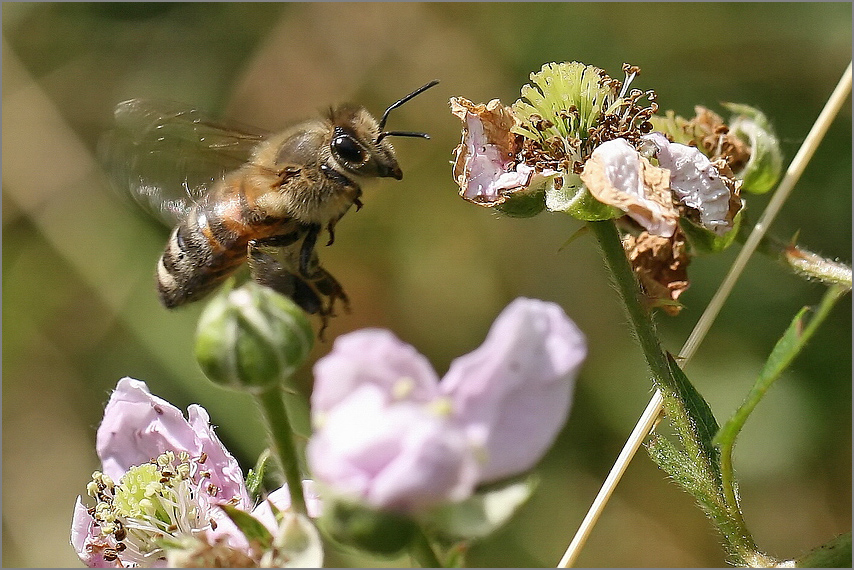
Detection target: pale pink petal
<box><xmin>581</xmin><ymin>138</ymin><xmax>678</xmax><ymax>237</ymax></box>
<box><xmin>441</xmin><ymin>298</ymin><xmax>586</xmax><ymax>482</ymax></box>
<box><xmin>644</xmin><ymin>132</ymin><xmax>735</xmax><ymax>235</ymax></box>
<box><xmin>187</xmin><ymin>405</ymin><xmax>250</xmax><ymax>507</ymax></box>
<box><xmin>308</xmin><ymin>385</ymin><xmax>477</xmax><ymax>513</ymax></box>
<box><xmin>96</xmin><ymin>378</ymin><xmax>202</xmax><ymax>481</ymax></box>
<box><xmin>70</xmin><ymin>497</ymin><xmax>118</xmax><ymax>568</ymax></box>
<box><xmin>311</xmin><ymin>329</ymin><xmax>440</xmax><ymax>416</ymax></box>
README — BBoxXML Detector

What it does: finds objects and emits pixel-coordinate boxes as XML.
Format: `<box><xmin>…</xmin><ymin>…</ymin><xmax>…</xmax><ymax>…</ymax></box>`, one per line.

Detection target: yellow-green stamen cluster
<box><xmin>512</xmin><ymin>62</ymin><xmax>658</xmax><ymax>175</ymax></box>
<box><xmin>85</xmin><ymin>451</ymin><xmax>216</xmax><ymax>566</ymax></box>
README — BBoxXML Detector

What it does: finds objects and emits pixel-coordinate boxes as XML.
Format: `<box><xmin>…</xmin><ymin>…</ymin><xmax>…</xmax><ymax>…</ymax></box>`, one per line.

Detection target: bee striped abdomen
<box><xmin>156</xmin><ymin>199</ymin><xmax>252</xmax><ymax>308</ymax></box>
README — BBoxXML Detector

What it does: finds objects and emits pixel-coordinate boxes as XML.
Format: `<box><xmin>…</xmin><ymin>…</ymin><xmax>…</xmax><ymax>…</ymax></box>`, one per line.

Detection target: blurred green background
<box><xmin>3</xmin><ymin>3</ymin><xmax>851</xmax><ymax>567</ymax></box>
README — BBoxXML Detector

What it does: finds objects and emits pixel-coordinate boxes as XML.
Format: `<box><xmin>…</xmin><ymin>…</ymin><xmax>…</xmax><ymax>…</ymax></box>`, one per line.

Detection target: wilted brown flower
<box><xmin>623</xmin><ymin>229</ymin><xmax>691</xmax><ymax>315</ymax></box>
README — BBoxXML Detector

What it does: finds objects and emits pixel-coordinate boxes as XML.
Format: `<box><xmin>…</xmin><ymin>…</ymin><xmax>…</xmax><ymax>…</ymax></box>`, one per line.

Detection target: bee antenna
<box><xmin>378</xmin><ymin>80</ymin><xmax>440</xmax><ymax>131</ymax></box>
<box><xmin>376</xmin><ymin>130</ymin><xmax>431</xmax><ymax>143</ymax></box>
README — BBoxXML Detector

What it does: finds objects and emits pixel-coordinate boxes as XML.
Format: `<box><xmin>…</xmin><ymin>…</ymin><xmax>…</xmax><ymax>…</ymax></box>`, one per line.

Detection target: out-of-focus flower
<box><xmin>71</xmin><ymin>378</ymin><xmax>321</xmax><ymax>568</ymax></box>
<box><xmin>307</xmin><ymin>297</ymin><xmax>586</xmax><ymax>516</ymax></box>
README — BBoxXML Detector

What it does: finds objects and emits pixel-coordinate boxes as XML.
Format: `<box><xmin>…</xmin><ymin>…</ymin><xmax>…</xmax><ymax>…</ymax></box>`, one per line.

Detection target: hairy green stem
<box><xmin>587</xmin><ymin>220</ymin><xmax>672</xmax><ymax>381</ymax></box>
<box><xmin>588</xmin><ymin>219</ymin><xmax>765</xmax><ymax>562</ymax></box>
<box><xmin>737</xmin><ymin>218</ymin><xmax>852</xmax><ymax>289</ymax></box>
<box><xmin>255</xmin><ymin>386</ymin><xmax>308</xmax><ymax>515</ymax></box>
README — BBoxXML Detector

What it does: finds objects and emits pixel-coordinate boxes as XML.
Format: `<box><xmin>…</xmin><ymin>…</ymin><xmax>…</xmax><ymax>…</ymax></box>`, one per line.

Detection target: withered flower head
<box><xmin>450</xmin><ymin>60</ymin><xmax>748</xmax><ymax>243</ymax></box>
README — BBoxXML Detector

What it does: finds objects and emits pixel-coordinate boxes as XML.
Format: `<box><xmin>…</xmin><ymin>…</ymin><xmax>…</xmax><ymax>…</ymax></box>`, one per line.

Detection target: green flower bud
<box><xmin>195</xmin><ymin>282</ymin><xmax>314</xmax><ymax>393</ymax></box>
<box><xmin>321</xmin><ymin>497</ymin><xmax>417</xmax><ymax>556</ymax></box>
<box><xmin>722</xmin><ymin>102</ymin><xmax>783</xmax><ymax>194</ymax></box>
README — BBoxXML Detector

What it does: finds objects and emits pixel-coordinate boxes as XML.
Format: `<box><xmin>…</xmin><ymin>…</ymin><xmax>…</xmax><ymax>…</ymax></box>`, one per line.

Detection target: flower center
<box><xmin>512</xmin><ymin>62</ymin><xmax>659</xmax><ymax>176</ymax></box>
<box><xmin>86</xmin><ymin>451</ymin><xmax>219</xmax><ymax>566</ymax></box>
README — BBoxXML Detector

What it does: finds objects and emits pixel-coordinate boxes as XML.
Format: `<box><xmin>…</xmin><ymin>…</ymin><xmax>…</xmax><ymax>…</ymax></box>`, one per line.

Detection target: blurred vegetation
<box><xmin>2</xmin><ymin>3</ymin><xmax>850</xmax><ymax>567</ymax></box>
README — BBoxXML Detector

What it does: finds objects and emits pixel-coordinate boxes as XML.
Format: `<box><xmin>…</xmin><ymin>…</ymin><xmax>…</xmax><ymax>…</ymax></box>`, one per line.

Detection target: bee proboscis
<box><xmin>102</xmin><ymin>80</ymin><xmax>439</xmax><ymax>336</ymax></box>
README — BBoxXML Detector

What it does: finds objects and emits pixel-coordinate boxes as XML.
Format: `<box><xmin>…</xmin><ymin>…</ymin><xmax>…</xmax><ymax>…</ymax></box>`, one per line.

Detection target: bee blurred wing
<box><xmin>99</xmin><ymin>98</ymin><xmax>268</xmax><ymax>226</ymax></box>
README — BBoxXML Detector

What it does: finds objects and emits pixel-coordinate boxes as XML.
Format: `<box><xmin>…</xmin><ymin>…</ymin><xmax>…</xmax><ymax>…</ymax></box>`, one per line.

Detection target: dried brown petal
<box><xmin>623</xmin><ymin>230</ymin><xmax>690</xmax><ymax>315</ymax></box>
<box><xmin>580</xmin><ymin>138</ymin><xmax>678</xmax><ymax>237</ymax></box>
<box><xmin>450</xmin><ymin>97</ymin><xmax>531</xmax><ymax>205</ymax></box>
<box><xmin>690</xmin><ymin>106</ymin><xmax>752</xmax><ymax>174</ymax></box>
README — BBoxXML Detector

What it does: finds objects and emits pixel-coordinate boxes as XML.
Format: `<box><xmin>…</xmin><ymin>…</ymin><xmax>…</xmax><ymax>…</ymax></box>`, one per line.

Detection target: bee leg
<box><xmin>248</xmin><ymin>245</ymin><xmax>324</xmax><ymax>315</ymax></box>
<box><xmin>248</xmin><ymin>239</ymin><xmax>349</xmax><ymax>341</ymax></box>
<box><xmin>299</xmin><ymin>224</ymin><xmax>321</xmax><ymax>278</ymax></box>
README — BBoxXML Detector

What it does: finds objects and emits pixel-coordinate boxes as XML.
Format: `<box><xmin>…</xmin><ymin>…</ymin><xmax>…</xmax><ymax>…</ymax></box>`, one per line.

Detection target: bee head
<box><xmin>327</xmin><ymin>80</ymin><xmax>439</xmax><ymax>181</ymax></box>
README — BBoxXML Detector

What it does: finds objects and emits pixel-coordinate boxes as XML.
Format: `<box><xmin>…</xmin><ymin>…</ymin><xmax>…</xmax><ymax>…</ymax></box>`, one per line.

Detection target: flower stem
<box><xmin>738</xmin><ymin>223</ymin><xmax>852</xmax><ymax>290</ymax></box>
<box><xmin>587</xmin><ymin>220</ymin><xmax>672</xmax><ymax>386</ymax></box>
<box><xmin>255</xmin><ymin>386</ymin><xmax>308</xmax><ymax>515</ymax></box>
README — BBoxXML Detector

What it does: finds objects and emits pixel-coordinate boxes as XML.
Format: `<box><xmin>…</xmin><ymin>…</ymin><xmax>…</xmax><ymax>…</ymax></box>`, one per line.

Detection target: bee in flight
<box><xmin>102</xmin><ymin>80</ymin><xmax>438</xmax><ymax>336</ymax></box>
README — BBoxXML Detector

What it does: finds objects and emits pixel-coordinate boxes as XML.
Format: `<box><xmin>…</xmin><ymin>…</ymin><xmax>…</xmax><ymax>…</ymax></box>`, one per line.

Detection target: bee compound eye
<box><xmin>331</xmin><ymin>135</ymin><xmax>366</xmax><ymax>165</ymax></box>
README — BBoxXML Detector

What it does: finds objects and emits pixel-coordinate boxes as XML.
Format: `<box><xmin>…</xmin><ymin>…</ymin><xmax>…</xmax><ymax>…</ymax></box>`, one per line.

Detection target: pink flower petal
<box><xmin>311</xmin><ymin>329</ymin><xmax>440</xmax><ymax>416</ymax></box>
<box><xmin>70</xmin><ymin>496</ymin><xmax>117</xmax><ymax>568</ymax></box>
<box><xmin>441</xmin><ymin>298</ymin><xmax>586</xmax><ymax>482</ymax></box>
<box><xmin>96</xmin><ymin>378</ymin><xmax>247</xmax><ymax>506</ymax></box>
<box><xmin>308</xmin><ymin>385</ymin><xmax>477</xmax><ymax>513</ymax></box>
<box><xmin>188</xmin><ymin>405</ymin><xmax>250</xmax><ymax>507</ymax></box>
<box><xmin>644</xmin><ymin>132</ymin><xmax>735</xmax><ymax>235</ymax></box>
<box><xmin>581</xmin><ymin>138</ymin><xmax>678</xmax><ymax>237</ymax></box>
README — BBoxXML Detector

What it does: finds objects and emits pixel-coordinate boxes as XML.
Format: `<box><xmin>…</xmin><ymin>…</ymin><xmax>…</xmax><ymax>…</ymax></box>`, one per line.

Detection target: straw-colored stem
<box><xmin>558</xmin><ymin>61</ymin><xmax>852</xmax><ymax>567</ymax></box>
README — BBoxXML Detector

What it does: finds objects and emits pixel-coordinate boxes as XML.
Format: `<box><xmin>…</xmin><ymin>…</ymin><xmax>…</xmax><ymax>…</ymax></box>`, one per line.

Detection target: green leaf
<box><xmin>428</xmin><ymin>477</ymin><xmax>538</xmax><ymax>540</ymax></box>
<box><xmin>657</xmin><ymin>353</ymin><xmax>720</xmax><ymax>476</ymax></box>
<box><xmin>220</xmin><ymin>504</ymin><xmax>274</xmax><ymax>548</ymax></box>
<box><xmin>794</xmin><ymin>532</ymin><xmax>852</xmax><ymax>568</ymax></box>
<box><xmin>714</xmin><ymin>285</ymin><xmax>848</xmax><ymax>449</ymax></box>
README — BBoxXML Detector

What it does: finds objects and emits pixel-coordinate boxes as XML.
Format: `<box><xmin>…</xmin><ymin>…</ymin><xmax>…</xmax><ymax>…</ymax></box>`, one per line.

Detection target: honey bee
<box><xmin>102</xmin><ymin>81</ymin><xmax>438</xmax><ymax>335</ymax></box>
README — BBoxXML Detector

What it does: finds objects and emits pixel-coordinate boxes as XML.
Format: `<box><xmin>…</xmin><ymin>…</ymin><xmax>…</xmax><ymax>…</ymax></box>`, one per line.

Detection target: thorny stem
<box><xmin>586</xmin><ymin>220</ymin><xmax>673</xmax><ymax>383</ymax></box>
<box><xmin>559</xmin><ymin>62</ymin><xmax>852</xmax><ymax>567</ymax></box>
<box><xmin>557</xmin><ymin>220</ymin><xmax>681</xmax><ymax>568</ymax></box>
<box><xmin>255</xmin><ymin>386</ymin><xmax>308</xmax><ymax>516</ymax></box>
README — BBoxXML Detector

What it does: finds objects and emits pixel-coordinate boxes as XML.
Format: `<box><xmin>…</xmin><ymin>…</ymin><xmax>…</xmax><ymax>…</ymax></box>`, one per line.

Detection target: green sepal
<box><xmin>679</xmin><ymin>211</ymin><xmax>742</xmax><ymax>254</ymax></box>
<box><xmin>495</xmin><ymin>187</ymin><xmax>546</xmax><ymax>218</ymax></box>
<box><xmin>428</xmin><ymin>476</ymin><xmax>538</xmax><ymax>540</ymax></box>
<box><xmin>722</xmin><ymin>102</ymin><xmax>783</xmax><ymax>194</ymax></box>
<box><xmin>245</xmin><ymin>449</ymin><xmax>272</xmax><ymax>499</ymax></box>
<box><xmin>320</xmin><ymin>498</ymin><xmax>417</xmax><ymax>556</ymax></box>
<box><xmin>546</xmin><ymin>174</ymin><xmax>622</xmax><ymax>220</ymax></box>
<box><xmin>220</xmin><ymin>504</ymin><xmax>274</xmax><ymax>548</ymax></box>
